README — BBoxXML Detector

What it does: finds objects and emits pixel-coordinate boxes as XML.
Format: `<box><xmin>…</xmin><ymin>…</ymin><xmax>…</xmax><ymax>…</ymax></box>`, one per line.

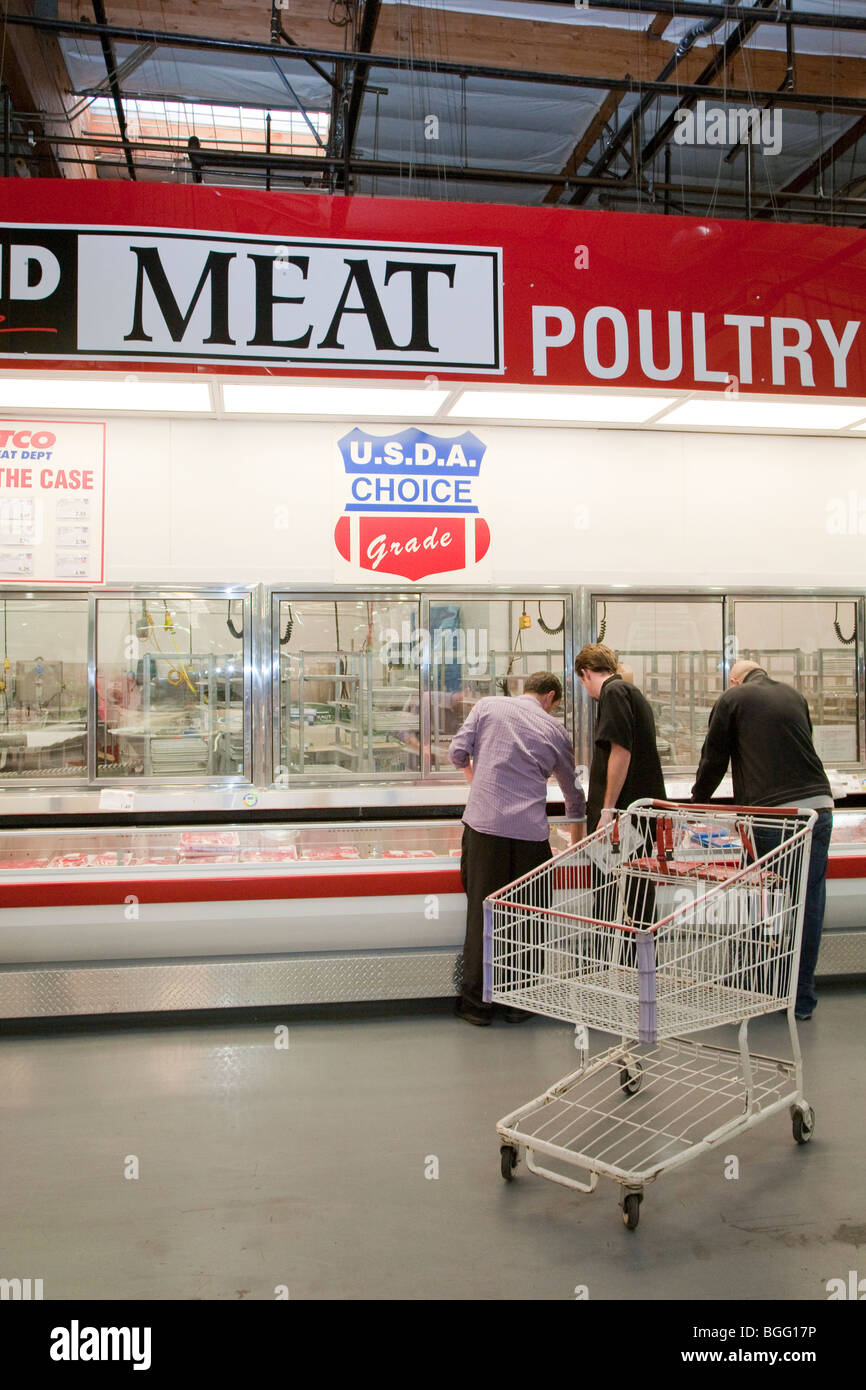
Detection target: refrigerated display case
<box><xmin>0</xmin><ymin>819</ymin><xmax>469</xmax><ymax>1018</ymax></box>
<box><xmin>0</xmin><ymin>582</ymin><xmax>864</xmax><ymax>1020</ymax></box>
<box><xmin>0</xmin><ymin>808</ymin><xmax>858</xmax><ymax>1020</ymax></box>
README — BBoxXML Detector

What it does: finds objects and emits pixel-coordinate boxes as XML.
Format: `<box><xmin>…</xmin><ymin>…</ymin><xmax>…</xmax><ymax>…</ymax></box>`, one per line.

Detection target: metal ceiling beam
<box><xmin>540</xmin><ymin>0</ymin><xmax>866</xmax><ymax>30</ymax></box>
<box><xmin>4</xmin><ymin>13</ymin><xmax>866</xmax><ymax>115</ymax></box>
<box><xmin>90</xmin><ymin>0</ymin><xmax>135</xmax><ymax>180</ymax></box>
<box><xmin>28</xmin><ymin>129</ymin><xmax>866</xmax><ymax>219</ymax></box>
<box><xmin>635</xmin><ymin>0</ymin><xmax>779</xmax><ymax>179</ymax></box>
<box><xmin>568</xmin><ymin>4</ymin><xmax>736</xmax><ymax>206</ymax></box>
<box><xmin>342</xmin><ymin>0</ymin><xmax>382</xmax><ymax>173</ymax></box>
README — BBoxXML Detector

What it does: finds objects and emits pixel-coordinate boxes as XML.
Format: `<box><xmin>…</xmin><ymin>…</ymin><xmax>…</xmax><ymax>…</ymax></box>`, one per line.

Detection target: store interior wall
<box><xmin>98</xmin><ymin>417</ymin><xmax>861</xmax><ymax>588</ymax></box>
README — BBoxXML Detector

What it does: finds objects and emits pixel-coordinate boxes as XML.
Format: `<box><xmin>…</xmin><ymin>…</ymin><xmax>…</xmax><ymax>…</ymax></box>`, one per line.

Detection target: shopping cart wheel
<box><xmin>791</xmin><ymin>1105</ymin><xmax>815</xmax><ymax>1145</ymax></box>
<box><xmin>500</xmin><ymin>1145</ymin><xmax>519</xmax><ymax>1181</ymax></box>
<box><xmin>619</xmin><ymin>1063</ymin><xmax>643</xmax><ymax>1097</ymax></box>
<box><xmin>621</xmin><ymin>1192</ymin><xmax>642</xmax><ymax>1230</ymax></box>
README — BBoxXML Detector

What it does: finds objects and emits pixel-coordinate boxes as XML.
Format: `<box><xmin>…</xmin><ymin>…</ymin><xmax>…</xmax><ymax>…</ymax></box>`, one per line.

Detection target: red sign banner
<box><xmin>1</xmin><ymin>180</ymin><xmax>865</xmax><ymax>396</ymax></box>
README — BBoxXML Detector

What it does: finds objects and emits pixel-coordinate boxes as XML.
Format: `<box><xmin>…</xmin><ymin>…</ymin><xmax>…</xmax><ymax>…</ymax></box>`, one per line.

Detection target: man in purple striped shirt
<box><xmin>449</xmin><ymin>671</ymin><xmax>586</xmax><ymax>1025</ymax></box>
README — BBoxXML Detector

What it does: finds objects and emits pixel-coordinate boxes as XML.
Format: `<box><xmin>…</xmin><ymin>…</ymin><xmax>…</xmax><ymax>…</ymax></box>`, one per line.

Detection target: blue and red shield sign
<box><xmin>334</xmin><ymin>426</ymin><xmax>490</xmax><ymax>581</ymax></box>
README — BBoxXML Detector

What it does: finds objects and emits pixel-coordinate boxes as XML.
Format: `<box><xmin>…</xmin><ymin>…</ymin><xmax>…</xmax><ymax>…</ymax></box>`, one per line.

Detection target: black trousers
<box><xmin>459</xmin><ymin>824</ymin><xmax>552</xmax><ymax>1011</ymax></box>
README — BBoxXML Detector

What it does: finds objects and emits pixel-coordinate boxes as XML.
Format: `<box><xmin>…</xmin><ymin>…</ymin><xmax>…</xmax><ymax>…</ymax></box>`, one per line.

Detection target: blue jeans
<box><xmin>754</xmin><ymin>809</ymin><xmax>832</xmax><ymax>1016</ymax></box>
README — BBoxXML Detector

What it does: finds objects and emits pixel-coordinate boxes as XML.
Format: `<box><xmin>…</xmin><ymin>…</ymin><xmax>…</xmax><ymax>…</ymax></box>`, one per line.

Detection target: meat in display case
<box><xmin>0</xmin><ymin>812</ymin><xmax>861</xmax><ymax>1020</ymax></box>
<box><xmin>0</xmin><ymin>821</ymin><xmax>472</xmax><ymax>1020</ymax></box>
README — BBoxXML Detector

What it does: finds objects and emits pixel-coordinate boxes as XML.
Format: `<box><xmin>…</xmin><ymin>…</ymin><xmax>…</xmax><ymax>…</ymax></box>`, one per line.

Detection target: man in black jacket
<box><xmin>692</xmin><ymin>660</ymin><xmax>834</xmax><ymax>1021</ymax></box>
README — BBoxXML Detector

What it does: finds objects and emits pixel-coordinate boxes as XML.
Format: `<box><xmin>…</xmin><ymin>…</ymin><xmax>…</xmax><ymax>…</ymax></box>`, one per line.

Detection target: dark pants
<box><xmin>459</xmin><ymin>824</ymin><xmax>552</xmax><ymax>1011</ymax></box>
<box><xmin>753</xmin><ymin>809</ymin><xmax>832</xmax><ymax>1016</ymax></box>
<box><xmin>590</xmin><ymin>818</ymin><xmax>657</xmax><ymax>971</ymax></box>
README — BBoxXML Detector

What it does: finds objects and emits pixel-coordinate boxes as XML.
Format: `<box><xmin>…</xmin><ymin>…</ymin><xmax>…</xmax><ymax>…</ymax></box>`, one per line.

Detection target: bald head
<box><xmin>730</xmin><ymin>660</ymin><xmax>764</xmax><ymax>686</ymax></box>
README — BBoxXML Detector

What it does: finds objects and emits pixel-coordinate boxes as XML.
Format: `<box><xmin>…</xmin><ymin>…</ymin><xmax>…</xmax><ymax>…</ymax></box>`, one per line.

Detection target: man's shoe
<box><xmin>795</xmin><ymin>1011</ymin><xmax>813</xmax><ymax>1022</ymax></box>
<box><xmin>455</xmin><ymin>998</ymin><xmax>493</xmax><ymax>1027</ymax></box>
<box><xmin>495</xmin><ymin>1004</ymin><xmax>532</xmax><ymax>1024</ymax></box>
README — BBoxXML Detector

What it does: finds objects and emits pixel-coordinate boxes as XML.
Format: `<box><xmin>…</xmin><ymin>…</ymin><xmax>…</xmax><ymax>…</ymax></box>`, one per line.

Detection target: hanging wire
<box><xmin>833</xmin><ymin>602</ymin><xmax>856</xmax><ymax>646</ymax></box>
<box><xmin>596</xmin><ymin>602</ymin><xmax>607</xmax><ymax>643</ymax></box>
<box><xmin>226</xmin><ymin>600</ymin><xmax>244</xmax><ymax>640</ymax></box>
<box><xmin>537</xmin><ymin>601</ymin><xmax>565</xmax><ymax>636</ymax></box>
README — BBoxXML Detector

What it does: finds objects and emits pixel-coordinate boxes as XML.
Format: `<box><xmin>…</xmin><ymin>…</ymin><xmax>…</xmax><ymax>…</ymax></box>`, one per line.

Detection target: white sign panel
<box><xmin>0</xmin><ymin>420</ymin><xmax>105</xmax><ymax>583</ymax></box>
<box><xmin>75</xmin><ymin>231</ymin><xmax>502</xmax><ymax>371</ymax></box>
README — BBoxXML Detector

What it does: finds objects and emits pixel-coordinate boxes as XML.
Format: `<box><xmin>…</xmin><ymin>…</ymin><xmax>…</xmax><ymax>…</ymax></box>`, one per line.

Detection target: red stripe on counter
<box><xmin>0</xmin><ymin>855</ymin><xmax>861</xmax><ymax>909</ymax></box>
<box><xmin>826</xmin><ymin>856</ymin><xmax>866</xmax><ymax>879</ymax></box>
<box><xmin>0</xmin><ymin>868</ymin><xmax>465</xmax><ymax>909</ymax></box>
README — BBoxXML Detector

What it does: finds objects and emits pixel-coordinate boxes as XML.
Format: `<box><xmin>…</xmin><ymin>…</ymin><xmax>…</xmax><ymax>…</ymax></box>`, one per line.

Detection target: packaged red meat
<box><xmin>449</xmin><ymin>848</ymin><xmax>462</xmax><ymax>858</ymax></box>
<box><xmin>242</xmin><ymin>848</ymin><xmax>299</xmax><ymax>863</ymax></box>
<box><xmin>0</xmin><ymin>858</ymin><xmax>51</xmax><ymax>871</ymax></box>
<box><xmin>131</xmin><ymin>855</ymin><xmax>178</xmax><ymax>866</ymax></box>
<box><xmin>299</xmin><ymin>845</ymin><xmax>361</xmax><ymax>860</ymax></box>
<box><xmin>179</xmin><ymin>853</ymin><xmax>237</xmax><ymax>865</ymax></box>
<box><xmin>48</xmin><ymin>852</ymin><xmax>131</xmax><ymax>869</ymax></box>
<box><xmin>179</xmin><ymin>831</ymin><xmax>241</xmax><ymax>854</ymax></box>
<box><xmin>381</xmin><ymin>848</ymin><xmax>436</xmax><ymax>858</ymax></box>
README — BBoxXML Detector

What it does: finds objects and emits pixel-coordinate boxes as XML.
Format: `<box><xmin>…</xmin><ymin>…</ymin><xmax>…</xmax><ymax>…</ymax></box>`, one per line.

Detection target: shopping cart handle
<box><xmin>629</xmin><ymin>798</ymin><xmax>809</xmax><ymax>817</ymax></box>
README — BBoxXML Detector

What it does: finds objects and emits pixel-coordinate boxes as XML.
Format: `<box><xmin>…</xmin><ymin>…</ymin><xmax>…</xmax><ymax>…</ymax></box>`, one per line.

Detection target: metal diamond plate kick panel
<box><xmin>0</xmin><ymin>951</ymin><xmax>463</xmax><ymax>1019</ymax></box>
<box><xmin>817</xmin><ymin>929</ymin><xmax>866</xmax><ymax>978</ymax></box>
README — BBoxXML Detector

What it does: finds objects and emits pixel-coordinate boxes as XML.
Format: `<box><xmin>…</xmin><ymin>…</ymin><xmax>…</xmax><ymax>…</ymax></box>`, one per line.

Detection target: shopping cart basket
<box><xmin>483</xmin><ymin>800</ymin><xmax>816</xmax><ymax>1229</ymax></box>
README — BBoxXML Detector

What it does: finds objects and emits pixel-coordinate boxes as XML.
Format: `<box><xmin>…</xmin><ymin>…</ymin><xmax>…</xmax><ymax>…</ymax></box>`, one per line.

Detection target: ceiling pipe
<box><xmin>568</xmin><ymin>11</ymin><xmax>724</xmax><ymax>205</ymax></box>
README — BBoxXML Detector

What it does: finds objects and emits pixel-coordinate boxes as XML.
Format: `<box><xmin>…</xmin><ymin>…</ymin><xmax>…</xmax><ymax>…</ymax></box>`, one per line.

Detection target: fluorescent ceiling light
<box><xmin>0</xmin><ymin>378</ymin><xmax>211</xmax><ymax>412</ymax></box>
<box><xmin>447</xmin><ymin>391</ymin><xmax>676</xmax><ymax>423</ymax></box>
<box><xmin>660</xmin><ymin>399</ymin><xmax>866</xmax><ymax>430</ymax></box>
<box><xmin>222</xmin><ymin>384</ymin><xmax>449</xmax><ymax>416</ymax></box>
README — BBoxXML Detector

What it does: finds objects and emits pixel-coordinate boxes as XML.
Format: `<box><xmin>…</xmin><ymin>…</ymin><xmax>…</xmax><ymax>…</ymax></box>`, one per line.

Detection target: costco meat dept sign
<box><xmin>0</xmin><ymin>419</ymin><xmax>105</xmax><ymax>583</ymax></box>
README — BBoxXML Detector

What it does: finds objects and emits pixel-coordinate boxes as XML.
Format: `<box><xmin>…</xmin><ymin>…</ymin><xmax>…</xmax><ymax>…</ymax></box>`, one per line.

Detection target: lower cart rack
<box><xmin>497</xmin><ymin>1030</ymin><xmax>814</xmax><ymax>1228</ymax></box>
<box><xmin>486</xmin><ymin>801</ymin><xmax>817</xmax><ymax>1229</ymax></box>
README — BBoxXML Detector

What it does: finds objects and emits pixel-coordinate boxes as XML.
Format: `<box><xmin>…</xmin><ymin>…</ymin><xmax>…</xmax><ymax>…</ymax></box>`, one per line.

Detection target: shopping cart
<box><xmin>483</xmin><ymin>800</ymin><xmax>816</xmax><ymax>1229</ymax></box>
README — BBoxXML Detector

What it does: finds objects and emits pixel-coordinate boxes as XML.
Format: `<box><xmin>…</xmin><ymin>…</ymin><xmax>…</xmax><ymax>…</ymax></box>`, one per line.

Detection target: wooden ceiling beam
<box><xmin>646</xmin><ymin>15</ymin><xmax>671</xmax><ymax>42</ymax></box>
<box><xmin>3</xmin><ymin>1</ymin><xmax>95</xmax><ymax>178</ymax></box>
<box><xmin>52</xmin><ymin>3</ymin><xmax>866</xmax><ymax>103</ymax></box>
<box><xmin>543</xmin><ymin>87</ymin><xmax>622</xmax><ymax>205</ymax></box>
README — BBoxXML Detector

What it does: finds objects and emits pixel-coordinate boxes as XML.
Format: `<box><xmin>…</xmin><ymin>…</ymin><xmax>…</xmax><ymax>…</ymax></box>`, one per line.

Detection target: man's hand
<box><xmin>599</xmin><ymin>807</ymin><xmax>616</xmax><ymax>830</ymax></box>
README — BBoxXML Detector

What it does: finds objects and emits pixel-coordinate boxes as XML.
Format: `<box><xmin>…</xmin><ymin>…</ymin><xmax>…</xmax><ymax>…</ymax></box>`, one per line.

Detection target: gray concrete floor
<box><xmin>1</xmin><ymin>985</ymin><xmax>863</xmax><ymax>1301</ymax></box>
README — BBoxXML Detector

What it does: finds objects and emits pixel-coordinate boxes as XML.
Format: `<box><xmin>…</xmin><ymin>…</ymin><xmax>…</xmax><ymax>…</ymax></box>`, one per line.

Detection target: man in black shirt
<box><xmin>575</xmin><ymin>643</ymin><xmax>667</xmax><ymax>833</ymax></box>
<box><xmin>692</xmin><ymin>660</ymin><xmax>833</xmax><ymax>1021</ymax></box>
<box><xmin>575</xmin><ymin>643</ymin><xmax>667</xmax><ymax>929</ymax></box>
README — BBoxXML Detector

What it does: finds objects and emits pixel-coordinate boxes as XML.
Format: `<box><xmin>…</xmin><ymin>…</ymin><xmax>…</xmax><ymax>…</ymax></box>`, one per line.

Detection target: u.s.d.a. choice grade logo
<box><xmin>334</xmin><ymin>426</ymin><xmax>490</xmax><ymax>581</ymax></box>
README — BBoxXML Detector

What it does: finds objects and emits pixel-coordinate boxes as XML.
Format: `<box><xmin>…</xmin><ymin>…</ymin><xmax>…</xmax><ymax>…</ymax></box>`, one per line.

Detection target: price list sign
<box><xmin>0</xmin><ymin>419</ymin><xmax>105</xmax><ymax>583</ymax></box>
